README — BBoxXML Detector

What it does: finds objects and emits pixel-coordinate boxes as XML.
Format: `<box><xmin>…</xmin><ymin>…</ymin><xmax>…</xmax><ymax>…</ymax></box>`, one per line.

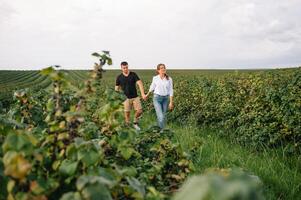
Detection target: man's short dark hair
<box><xmin>121</xmin><ymin>61</ymin><xmax>128</xmax><ymax>66</ymax></box>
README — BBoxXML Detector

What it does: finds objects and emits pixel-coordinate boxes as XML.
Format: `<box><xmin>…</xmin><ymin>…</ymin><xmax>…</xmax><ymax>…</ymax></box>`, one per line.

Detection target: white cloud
<box><xmin>0</xmin><ymin>0</ymin><xmax>300</xmax><ymax>69</ymax></box>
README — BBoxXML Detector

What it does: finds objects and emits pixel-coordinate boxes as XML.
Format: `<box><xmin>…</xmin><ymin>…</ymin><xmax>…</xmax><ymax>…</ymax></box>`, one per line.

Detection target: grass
<box><xmin>138</xmin><ymin>112</ymin><xmax>301</xmax><ymax>200</ymax></box>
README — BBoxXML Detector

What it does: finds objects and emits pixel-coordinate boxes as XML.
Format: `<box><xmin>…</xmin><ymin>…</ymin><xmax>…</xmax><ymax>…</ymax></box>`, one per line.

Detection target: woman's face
<box><xmin>157</xmin><ymin>65</ymin><xmax>166</xmax><ymax>75</ymax></box>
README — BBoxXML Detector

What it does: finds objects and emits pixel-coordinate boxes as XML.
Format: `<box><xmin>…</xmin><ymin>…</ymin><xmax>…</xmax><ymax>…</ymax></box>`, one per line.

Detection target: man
<box><xmin>115</xmin><ymin>61</ymin><xmax>146</xmax><ymax>130</ymax></box>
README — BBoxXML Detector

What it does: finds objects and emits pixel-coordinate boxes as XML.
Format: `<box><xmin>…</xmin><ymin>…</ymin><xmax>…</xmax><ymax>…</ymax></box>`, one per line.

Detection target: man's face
<box><xmin>121</xmin><ymin>65</ymin><xmax>129</xmax><ymax>74</ymax></box>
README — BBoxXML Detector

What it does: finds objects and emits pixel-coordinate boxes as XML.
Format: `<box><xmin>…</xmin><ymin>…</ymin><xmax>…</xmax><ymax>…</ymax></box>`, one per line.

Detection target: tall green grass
<box><xmin>138</xmin><ymin>113</ymin><xmax>301</xmax><ymax>199</ymax></box>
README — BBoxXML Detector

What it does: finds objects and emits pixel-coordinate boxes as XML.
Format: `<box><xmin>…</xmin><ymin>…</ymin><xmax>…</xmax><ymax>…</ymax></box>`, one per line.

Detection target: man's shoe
<box><xmin>122</xmin><ymin>122</ymin><xmax>131</xmax><ymax>128</ymax></box>
<box><xmin>133</xmin><ymin>123</ymin><xmax>141</xmax><ymax>131</ymax></box>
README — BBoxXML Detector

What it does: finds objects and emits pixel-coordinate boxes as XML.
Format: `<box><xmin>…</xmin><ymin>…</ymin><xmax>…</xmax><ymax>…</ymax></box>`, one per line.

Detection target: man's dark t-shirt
<box><xmin>116</xmin><ymin>72</ymin><xmax>140</xmax><ymax>99</ymax></box>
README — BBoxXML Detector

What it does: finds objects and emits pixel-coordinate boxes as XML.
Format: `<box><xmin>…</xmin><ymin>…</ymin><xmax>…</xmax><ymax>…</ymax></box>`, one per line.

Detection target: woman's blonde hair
<box><xmin>156</xmin><ymin>63</ymin><xmax>169</xmax><ymax>80</ymax></box>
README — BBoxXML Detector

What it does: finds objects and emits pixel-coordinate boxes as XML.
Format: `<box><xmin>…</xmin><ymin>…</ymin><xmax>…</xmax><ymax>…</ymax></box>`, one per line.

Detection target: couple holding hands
<box><xmin>115</xmin><ymin>61</ymin><xmax>174</xmax><ymax>131</ymax></box>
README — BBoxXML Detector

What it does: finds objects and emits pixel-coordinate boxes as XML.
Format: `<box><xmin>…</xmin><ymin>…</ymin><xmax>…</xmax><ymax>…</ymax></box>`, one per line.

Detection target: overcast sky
<box><xmin>0</xmin><ymin>0</ymin><xmax>301</xmax><ymax>70</ymax></box>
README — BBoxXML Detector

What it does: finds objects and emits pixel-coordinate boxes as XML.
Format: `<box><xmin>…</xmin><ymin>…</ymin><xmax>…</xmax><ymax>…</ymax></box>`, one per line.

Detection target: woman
<box><xmin>146</xmin><ymin>63</ymin><xmax>174</xmax><ymax>130</ymax></box>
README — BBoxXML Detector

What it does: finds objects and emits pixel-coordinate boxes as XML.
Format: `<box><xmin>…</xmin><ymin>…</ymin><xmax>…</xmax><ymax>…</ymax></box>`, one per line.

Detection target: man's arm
<box><xmin>115</xmin><ymin>85</ymin><xmax>121</xmax><ymax>91</ymax></box>
<box><xmin>115</xmin><ymin>76</ymin><xmax>121</xmax><ymax>91</ymax></box>
<box><xmin>136</xmin><ymin>80</ymin><xmax>146</xmax><ymax>99</ymax></box>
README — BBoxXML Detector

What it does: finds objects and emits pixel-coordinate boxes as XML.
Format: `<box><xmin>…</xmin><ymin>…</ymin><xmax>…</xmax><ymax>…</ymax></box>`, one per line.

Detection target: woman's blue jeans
<box><xmin>153</xmin><ymin>94</ymin><xmax>169</xmax><ymax>129</ymax></box>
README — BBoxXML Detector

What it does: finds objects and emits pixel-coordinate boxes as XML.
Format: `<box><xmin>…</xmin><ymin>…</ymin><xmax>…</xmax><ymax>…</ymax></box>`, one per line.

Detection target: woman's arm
<box><xmin>145</xmin><ymin>91</ymin><xmax>151</xmax><ymax>96</ymax></box>
<box><xmin>169</xmin><ymin>78</ymin><xmax>174</xmax><ymax>110</ymax></box>
<box><xmin>146</xmin><ymin>77</ymin><xmax>156</xmax><ymax>97</ymax></box>
<box><xmin>169</xmin><ymin>96</ymin><xmax>174</xmax><ymax>110</ymax></box>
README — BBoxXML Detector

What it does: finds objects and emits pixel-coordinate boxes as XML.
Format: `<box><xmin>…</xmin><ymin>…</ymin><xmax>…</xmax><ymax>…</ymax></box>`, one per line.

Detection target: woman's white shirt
<box><xmin>149</xmin><ymin>75</ymin><xmax>173</xmax><ymax>96</ymax></box>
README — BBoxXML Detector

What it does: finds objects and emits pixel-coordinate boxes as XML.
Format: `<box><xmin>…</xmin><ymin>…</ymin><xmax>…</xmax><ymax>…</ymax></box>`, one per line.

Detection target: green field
<box><xmin>0</xmin><ymin>68</ymin><xmax>262</xmax><ymax>94</ymax></box>
<box><xmin>0</xmin><ymin>67</ymin><xmax>300</xmax><ymax>199</ymax></box>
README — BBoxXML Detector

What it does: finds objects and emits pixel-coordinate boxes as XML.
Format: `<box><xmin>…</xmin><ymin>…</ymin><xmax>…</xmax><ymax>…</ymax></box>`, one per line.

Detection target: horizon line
<box><xmin>0</xmin><ymin>65</ymin><xmax>300</xmax><ymax>71</ymax></box>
